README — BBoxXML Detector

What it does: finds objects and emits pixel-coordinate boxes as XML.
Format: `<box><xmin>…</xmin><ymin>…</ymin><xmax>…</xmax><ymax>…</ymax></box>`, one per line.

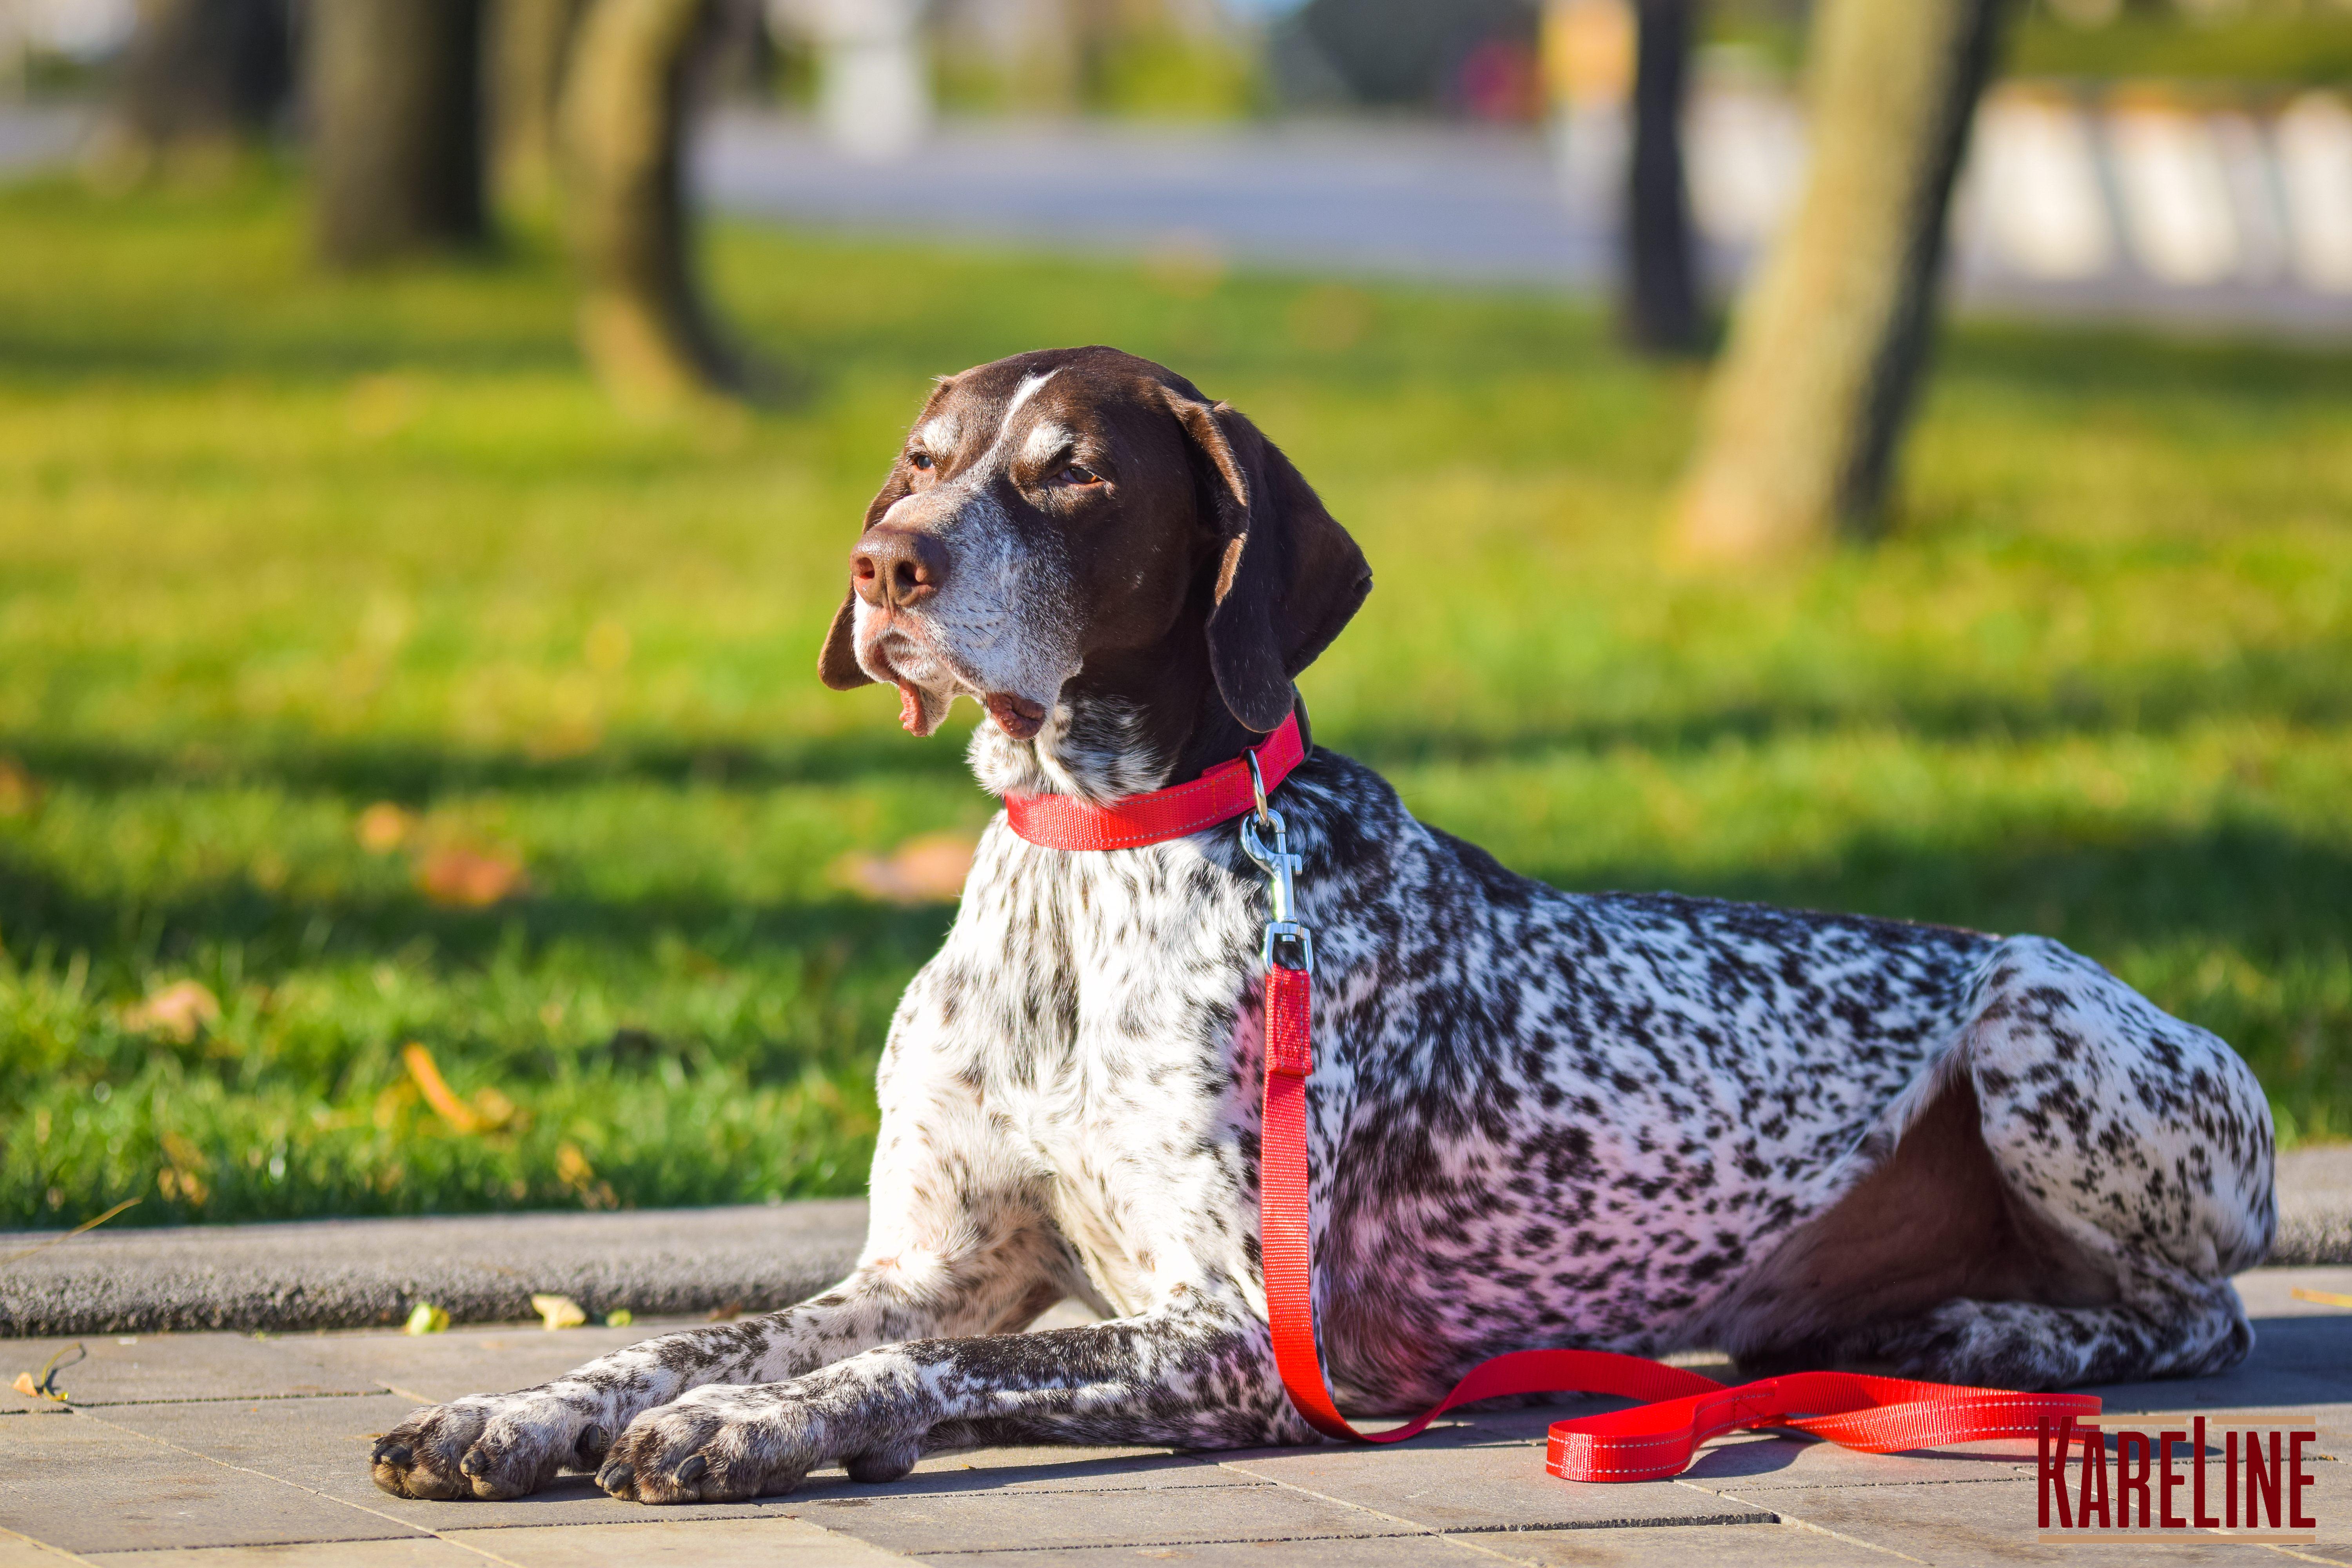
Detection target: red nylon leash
<box><xmin>1004</xmin><ymin>715</ymin><xmax>2100</xmax><ymax>1482</ymax></box>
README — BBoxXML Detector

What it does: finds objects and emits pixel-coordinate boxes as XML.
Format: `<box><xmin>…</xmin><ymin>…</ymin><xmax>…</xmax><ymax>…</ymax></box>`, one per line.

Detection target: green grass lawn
<box><xmin>2</xmin><ymin>171</ymin><xmax>2348</xmax><ymax>1229</ymax></box>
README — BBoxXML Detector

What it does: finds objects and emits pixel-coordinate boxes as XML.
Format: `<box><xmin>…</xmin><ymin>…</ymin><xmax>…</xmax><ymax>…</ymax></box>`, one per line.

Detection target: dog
<box><xmin>370</xmin><ymin>346</ymin><xmax>2277</xmax><ymax>1505</ymax></box>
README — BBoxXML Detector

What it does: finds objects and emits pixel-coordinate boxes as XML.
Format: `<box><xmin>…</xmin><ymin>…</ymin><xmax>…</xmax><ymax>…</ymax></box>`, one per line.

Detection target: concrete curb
<box><xmin>0</xmin><ymin>1198</ymin><xmax>866</xmax><ymax>1336</ymax></box>
<box><xmin>2273</xmin><ymin>1143</ymin><xmax>2352</xmax><ymax>1267</ymax></box>
<box><xmin>2</xmin><ymin>1147</ymin><xmax>2344</xmax><ymax>1337</ymax></box>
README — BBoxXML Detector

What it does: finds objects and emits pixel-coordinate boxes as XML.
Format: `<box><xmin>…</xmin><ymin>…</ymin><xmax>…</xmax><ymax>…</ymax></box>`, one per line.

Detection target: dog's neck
<box><xmin>967</xmin><ymin>639</ymin><xmax>1301</xmax><ymax>806</ymax></box>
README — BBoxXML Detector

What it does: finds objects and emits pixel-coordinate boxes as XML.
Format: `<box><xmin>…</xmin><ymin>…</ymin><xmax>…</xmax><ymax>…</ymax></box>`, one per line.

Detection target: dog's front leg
<box><xmin>368</xmin><ymin>1250</ymin><xmax>1067</xmax><ymax>1501</ymax></box>
<box><xmin>595</xmin><ymin>1288</ymin><xmax>1303</xmax><ymax>1503</ymax></box>
<box><xmin>371</xmin><ymin>1076</ymin><xmax>1070</xmax><ymax>1501</ymax></box>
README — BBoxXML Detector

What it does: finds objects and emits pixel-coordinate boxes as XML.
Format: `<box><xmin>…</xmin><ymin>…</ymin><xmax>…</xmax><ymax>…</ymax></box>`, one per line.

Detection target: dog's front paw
<box><xmin>371</xmin><ymin>1393</ymin><xmax>604</xmax><ymax>1501</ymax></box>
<box><xmin>599</xmin><ymin>1383</ymin><xmax>906</xmax><ymax>1504</ymax></box>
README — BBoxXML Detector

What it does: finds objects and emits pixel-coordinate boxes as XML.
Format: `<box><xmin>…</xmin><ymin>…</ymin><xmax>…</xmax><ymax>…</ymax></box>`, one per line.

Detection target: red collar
<box><xmin>1004</xmin><ymin>711</ymin><xmax>1305</xmax><ymax>851</ymax></box>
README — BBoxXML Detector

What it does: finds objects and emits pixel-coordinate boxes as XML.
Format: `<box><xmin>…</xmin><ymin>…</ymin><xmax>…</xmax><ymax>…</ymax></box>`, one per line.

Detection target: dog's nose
<box><xmin>852</xmin><ymin>529</ymin><xmax>948</xmax><ymax>609</ymax></box>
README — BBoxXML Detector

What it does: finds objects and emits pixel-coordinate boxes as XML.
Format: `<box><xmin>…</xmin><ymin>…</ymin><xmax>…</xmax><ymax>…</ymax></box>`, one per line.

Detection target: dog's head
<box><xmin>820</xmin><ymin>347</ymin><xmax>1370</xmax><ymax>795</ymax></box>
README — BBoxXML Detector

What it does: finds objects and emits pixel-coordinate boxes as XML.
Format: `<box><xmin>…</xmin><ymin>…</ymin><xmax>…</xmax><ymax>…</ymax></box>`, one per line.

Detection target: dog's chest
<box><xmin>945</xmin><ymin>827</ymin><xmax>1265</xmax><ymax>1310</ymax></box>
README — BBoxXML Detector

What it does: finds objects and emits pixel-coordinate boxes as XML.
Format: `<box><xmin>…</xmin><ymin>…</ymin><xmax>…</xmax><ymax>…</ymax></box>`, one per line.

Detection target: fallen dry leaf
<box><xmin>404</xmin><ymin>1302</ymin><xmax>448</xmax><ymax>1335</ymax></box>
<box><xmin>831</xmin><ymin>831</ymin><xmax>978</xmax><ymax>906</ymax></box>
<box><xmin>13</xmin><ymin>1343</ymin><xmax>82</xmax><ymax>1401</ymax></box>
<box><xmin>416</xmin><ymin>843</ymin><xmax>526</xmax><ymax>908</ymax></box>
<box><xmin>554</xmin><ymin>1142</ymin><xmax>617</xmax><ymax>1209</ymax></box>
<box><xmin>400</xmin><ymin>1042</ymin><xmax>515</xmax><ymax>1134</ymax></box>
<box><xmin>532</xmin><ymin>1293</ymin><xmax>587</xmax><ymax>1331</ymax></box>
<box><xmin>0</xmin><ymin>757</ymin><xmax>40</xmax><ymax>818</ymax></box>
<box><xmin>123</xmin><ymin>980</ymin><xmax>222</xmax><ymax>1043</ymax></box>
<box><xmin>356</xmin><ymin>802</ymin><xmax>414</xmax><ymax>853</ymax></box>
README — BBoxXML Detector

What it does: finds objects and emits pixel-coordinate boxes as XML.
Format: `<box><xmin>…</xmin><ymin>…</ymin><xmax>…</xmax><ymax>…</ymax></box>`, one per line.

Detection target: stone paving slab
<box><xmin>272</xmin><ymin>1318</ymin><xmax>712</xmax><ymax>1406</ymax></box>
<box><xmin>777</xmin><ymin>1483</ymin><xmax>1422</xmax><ymax>1555</ymax></box>
<box><xmin>0</xmin><ymin>1202</ymin><xmax>867</xmax><ymax>1337</ymax></box>
<box><xmin>1</xmin><ymin>1332</ymin><xmax>381</xmax><ymax>1408</ymax></box>
<box><xmin>441</xmin><ymin>1518</ymin><xmax>910</xmax><ymax>1566</ymax></box>
<box><xmin>911</xmin><ymin>1536</ymin><xmax>1502</xmax><ymax>1566</ymax></box>
<box><xmin>90</xmin><ymin>1394</ymin><xmax>866</xmax><ymax>1533</ymax></box>
<box><xmin>0</xmin><ymin>1537</ymin><xmax>82</xmax><ymax>1568</ymax></box>
<box><xmin>0</xmin><ymin>1409</ymin><xmax>428</xmax><ymax>1555</ymax></box>
<box><xmin>53</xmin><ymin>1520</ymin><xmax>909</xmax><ymax>1568</ymax></box>
<box><xmin>78</xmin><ymin>1545</ymin><xmax>472</xmax><ymax>1568</ymax></box>
<box><xmin>1218</xmin><ymin>1435</ymin><xmax>1779</xmax><ymax>1532</ymax></box>
<box><xmin>1448</xmin><ymin>1522</ymin><xmax>1910</xmax><ymax>1566</ymax></box>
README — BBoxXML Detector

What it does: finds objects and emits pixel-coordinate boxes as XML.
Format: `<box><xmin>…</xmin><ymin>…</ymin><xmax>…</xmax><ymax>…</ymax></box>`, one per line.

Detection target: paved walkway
<box><xmin>5</xmin><ymin>1269</ymin><xmax>2349</xmax><ymax>1566</ymax></box>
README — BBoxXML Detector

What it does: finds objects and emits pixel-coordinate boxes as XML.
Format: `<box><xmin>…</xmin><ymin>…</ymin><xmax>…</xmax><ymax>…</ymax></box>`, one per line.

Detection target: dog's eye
<box><xmin>1059</xmin><ymin>464</ymin><xmax>1102</xmax><ymax>486</ymax></box>
<box><xmin>908</xmin><ymin>452</ymin><xmax>934</xmax><ymax>472</ymax></box>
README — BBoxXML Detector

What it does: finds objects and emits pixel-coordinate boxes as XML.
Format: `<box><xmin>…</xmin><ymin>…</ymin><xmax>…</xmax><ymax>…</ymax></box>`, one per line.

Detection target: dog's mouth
<box><xmin>888</xmin><ymin>681</ymin><xmax>1045</xmax><ymax>741</ymax></box>
<box><xmin>867</xmin><ymin>630</ymin><xmax>1049</xmax><ymax>743</ymax></box>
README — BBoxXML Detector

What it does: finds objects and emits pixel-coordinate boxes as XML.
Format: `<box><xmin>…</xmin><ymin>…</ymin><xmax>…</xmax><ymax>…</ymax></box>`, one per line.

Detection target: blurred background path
<box><xmin>6</xmin><ymin>91</ymin><xmax>2347</xmax><ymax>335</ymax></box>
<box><xmin>697</xmin><ymin>114</ymin><xmax>1617</xmax><ymax>288</ymax></box>
<box><xmin>693</xmin><ymin>95</ymin><xmax>2352</xmax><ymax>335</ymax></box>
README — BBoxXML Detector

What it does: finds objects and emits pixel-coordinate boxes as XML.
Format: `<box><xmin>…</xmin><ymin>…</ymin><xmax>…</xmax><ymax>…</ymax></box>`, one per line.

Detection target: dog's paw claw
<box><xmin>367</xmin><ymin>1396</ymin><xmax>581</xmax><ymax>1501</ymax></box>
<box><xmin>604</xmin><ymin>1392</ymin><xmax>835</xmax><ymax>1504</ymax></box>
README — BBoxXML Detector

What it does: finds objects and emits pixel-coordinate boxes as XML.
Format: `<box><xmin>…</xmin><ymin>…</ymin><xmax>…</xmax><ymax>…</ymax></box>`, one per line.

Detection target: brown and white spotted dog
<box><xmin>371</xmin><ymin>346</ymin><xmax>2277</xmax><ymax>1506</ymax></box>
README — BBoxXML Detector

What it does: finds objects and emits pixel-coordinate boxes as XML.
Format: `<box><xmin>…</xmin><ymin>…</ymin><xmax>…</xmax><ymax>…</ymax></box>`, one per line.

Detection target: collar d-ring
<box><xmin>1247</xmin><ymin>748</ymin><xmax>1271</xmax><ymax>823</ymax></box>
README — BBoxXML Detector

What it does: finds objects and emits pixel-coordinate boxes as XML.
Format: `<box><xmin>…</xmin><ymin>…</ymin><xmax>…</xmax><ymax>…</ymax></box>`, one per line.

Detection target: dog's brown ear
<box><xmin>1169</xmin><ymin>396</ymin><xmax>1371</xmax><ymax>733</ymax></box>
<box><xmin>818</xmin><ymin>592</ymin><xmax>871</xmax><ymax>690</ymax></box>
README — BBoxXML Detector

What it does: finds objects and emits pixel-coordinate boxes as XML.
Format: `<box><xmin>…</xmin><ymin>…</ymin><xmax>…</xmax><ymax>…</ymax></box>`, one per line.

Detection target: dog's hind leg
<box><xmin>1851</xmin><ymin>1274</ymin><xmax>2254</xmax><ymax>1388</ymax></box>
<box><xmin>1919</xmin><ymin>935</ymin><xmax>2274</xmax><ymax>1386</ymax></box>
<box><xmin>1961</xmin><ymin>936</ymin><xmax>2275</xmax><ymax>1285</ymax></box>
<box><xmin>370</xmin><ymin>1073</ymin><xmax>1075</xmax><ymax>1502</ymax></box>
<box><xmin>1719</xmin><ymin>935</ymin><xmax>2275</xmax><ymax>1390</ymax></box>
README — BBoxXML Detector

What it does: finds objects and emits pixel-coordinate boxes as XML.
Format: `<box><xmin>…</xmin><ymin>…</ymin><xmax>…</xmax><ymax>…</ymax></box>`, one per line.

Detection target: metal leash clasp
<box><xmin>1239</xmin><ymin>749</ymin><xmax>1314</xmax><ymax>974</ymax></box>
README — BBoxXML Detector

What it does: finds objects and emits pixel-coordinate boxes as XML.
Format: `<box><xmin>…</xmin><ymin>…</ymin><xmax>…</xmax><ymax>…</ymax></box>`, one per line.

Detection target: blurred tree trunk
<box><xmin>1671</xmin><ymin>0</ymin><xmax>2008</xmax><ymax>562</ymax></box>
<box><xmin>1622</xmin><ymin>0</ymin><xmax>1701</xmax><ymax>354</ymax></box>
<box><xmin>561</xmin><ymin>0</ymin><xmax>744</xmax><ymax>407</ymax></box>
<box><xmin>309</xmin><ymin>0</ymin><xmax>489</xmax><ymax>265</ymax></box>
<box><xmin>490</xmin><ymin>0</ymin><xmax>586</xmax><ymax>219</ymax></box>
<box><xmin>106</xmin><ymin>0</ymin><xmax>291</xmax><ymax>170</ymax></box>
